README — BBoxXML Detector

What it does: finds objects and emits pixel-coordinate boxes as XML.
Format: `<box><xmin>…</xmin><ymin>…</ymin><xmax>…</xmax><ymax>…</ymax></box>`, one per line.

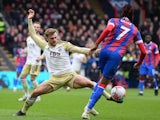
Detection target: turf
<box><xmin>0</xmin><ymin>88</ymin><xmax>160</xmax><ymax>120</ymax></box>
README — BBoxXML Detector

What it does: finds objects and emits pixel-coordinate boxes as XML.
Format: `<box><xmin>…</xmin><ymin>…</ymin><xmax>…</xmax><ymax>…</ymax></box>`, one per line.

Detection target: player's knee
<box><xmin>87</xmin><ymin>82</ymin><xmax>94</xmax><ymax>88</ymax></box>
<box><xmin>31</xmin><ymin>90</ymin><xmax>40</xmax><ymax>98</ymax></box>
<box><xmin>20</xmin><ymin>74</ymin><xmax>26</xmax><ymax>80</ymax></box>
<box><xmin>31</xmin><ymin>75</ymin><xmax>36</xmax><ymax>81</ymax></box>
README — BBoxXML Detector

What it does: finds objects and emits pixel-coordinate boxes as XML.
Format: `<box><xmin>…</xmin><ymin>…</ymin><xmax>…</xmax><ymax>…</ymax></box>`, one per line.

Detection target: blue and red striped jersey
<box><xmin>143</xmin><ymin>41</ymin><xmax>159</xmax><ymax>66</ymax></box>
<box><xmin>16</xmin><ymin>48</ymin><xmax>26</xmax><ymax>66</ymax></box>
<box><xmin>98</xmin><ymin>17</ymin><xmax>143</xmax><ymax>56</ymax></box>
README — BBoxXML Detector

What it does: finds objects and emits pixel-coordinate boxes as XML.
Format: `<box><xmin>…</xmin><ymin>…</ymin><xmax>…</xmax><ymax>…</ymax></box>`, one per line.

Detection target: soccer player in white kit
<box><xmin>71</xmin><ymin>53</ymin><xmax>86</xmax><ymax>74</ymax></box>
<box><xmin>18</xmin><ymin>22</ymin><xmax>44</xmax><ymax>101</ymax></box>
<box><xmin>14</xmin><ymin>9</ymin><xmax>115</xmax><ymax>117</ymax></box>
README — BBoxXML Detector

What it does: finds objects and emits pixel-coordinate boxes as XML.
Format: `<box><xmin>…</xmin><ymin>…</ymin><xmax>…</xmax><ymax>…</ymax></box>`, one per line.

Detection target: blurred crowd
<box><xmin>0</xmin><ymin>0</ymin><xmax>160</xmax><ymax>86</ymax></box>
<box><xmin>136</xmin><ymin>0</ymin><xmax>160</xmax><ymax>49</ymax></box>
<box><xmin>2</xmin><ymin>0</ymin><xmax>107</xmax><ymax>56</ymax></box>
<box><xmin>1</xmin><ymin>0</ymin><xmax>109</xmax><ymax>76</ymax></box>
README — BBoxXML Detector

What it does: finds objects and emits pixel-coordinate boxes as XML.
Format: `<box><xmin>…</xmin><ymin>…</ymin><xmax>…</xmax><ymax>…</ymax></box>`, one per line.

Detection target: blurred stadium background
<box><xmin>0</xmin><ymin>0</ymin><xmax>160</xmax><ymax>89</ymax></box>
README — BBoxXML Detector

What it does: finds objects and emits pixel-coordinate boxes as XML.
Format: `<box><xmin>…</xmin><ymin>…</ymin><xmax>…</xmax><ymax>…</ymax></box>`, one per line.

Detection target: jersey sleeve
<box><xmin>15</xmin><ymin>56</ymin><xmax>20</xmax><ymax>65</ymax></box>
<box><xmin>64</xmin><ymin>42</ymin><xmax>90</xmax><ymax>54</ymax></box>
<box><xmin>154</xmin><ymin>44</ymin><xmax>159</xmax><ymax>54</ymax></box>
<box><xmin>28</xmin><ymin>19</ymin><xmax>47</xmax><ymax>50</ymax></box>
<box><xmin>96</xmin><ymin>18</ymin><xmax>115</xmax><ymax>44</ymax></box>
<box><xmin>134</xmin><ymin>31</ymin><xmax>143</xmax><ymax>44</ymax></box>
<box><xmin>134</xmin><ymin>30</ymin><xmax>146</xmax><ymax>65</ymax></box>
<box><xmin>153</xmin><ymin>43</ymin><xmax>159</xmax><ymax>66</ymax></box>
<box><xmin>107</xmin><ymin>18</ymin><xmax>115</xmax><ymax>27</ymax></box>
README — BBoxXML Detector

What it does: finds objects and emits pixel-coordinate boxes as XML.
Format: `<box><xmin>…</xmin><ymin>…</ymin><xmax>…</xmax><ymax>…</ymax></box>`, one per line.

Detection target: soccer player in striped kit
<box><xmin>13</xmin><ymin>42</ymin><xmax>27</xmax><ymax>92</ymax></box>
<box><xmin>138</xmin><ymin>34</ymin><xmax>159</xmax><ymax>96</ymax></box>
<box><xmin>82</xmin><ymin>4</ymin><xmax>146</xmax><ymax>119</ymax></box>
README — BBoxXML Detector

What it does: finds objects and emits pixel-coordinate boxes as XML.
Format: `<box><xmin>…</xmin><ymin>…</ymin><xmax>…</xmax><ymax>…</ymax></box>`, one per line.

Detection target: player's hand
<box><xmin>155</xmin><ymin>65</ymin><xmax>158</xmax><ymax>69</ymax></box>
<box><xmin>28</xmin><ymin>9</ymin><xmax>35</xmax><ymax>19</ymax></box>
<box><xmin>94</xmin><ymin>49</ymin><xmax>100</xmax><ymax>55</ymax></box>
<box><xmin>36</xmin><ymin>57</ymin><xmax>41</xmax><ymax>62</ymax></box>
<box><xmin>158</xmin><ymin>73</ymin><xmax>160</xmax><ymax>78</ymax></box>
<box><xmin>133</xmin><ymin>63</ymin><xmax>140</xmax><ymax>69</ymax></box>
<box><xmin>89</xmin><ymin>43</ymin><xmax>98</xmax><ymax>55</ymax></box>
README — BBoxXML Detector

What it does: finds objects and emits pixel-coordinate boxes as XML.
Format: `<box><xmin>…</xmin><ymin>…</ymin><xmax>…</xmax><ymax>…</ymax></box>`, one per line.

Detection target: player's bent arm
<box><xmin>155</xmin><ymin>53</ymin><xmax>159</xmax><ymax>67</ymax></box>
<box><xmin>154</xmin><ymin>44</ymin><xmax>159</xmax><ymax>67</ymax></box>
<box><xmin>36</xmin><ymin>52</ymin><xmax>45</xmax><ymax>62</ymax></box>
<box><xmin>137</xmin><ymin>43</ymin><xmax>146</xmax><ymax>65</ymax></box>
<box><xmin>28</xmin><ymin>19</ymin><xmax>47</xmax><ymax>50</ymax></box>
<box><xmin>82</xmin><ymin>56</ymin><xmax>87</xmax><ymax>63</ymax></box>
<box><xmin>39</xmin><ymin>52</ymin><xmax>45</xmax><ymax>59</ymax></box>
<box><xmin>134</xmin><ymin>31</ymin><xmax>146</xmax><ymax>65</ymax></box>
<box><xmin>64</xmin><ymin>42</ymin><xmax>90</xmax><ymax>54</ymax></box>
<box><xmin>22</xmin><ymin>47</ymin><xmax>27</xmax><ymax>54</ymax></box>
<box><xmin>96</xmin><ymin>22</ymin><xmax>115</xmax><ymax>44</ymax></box>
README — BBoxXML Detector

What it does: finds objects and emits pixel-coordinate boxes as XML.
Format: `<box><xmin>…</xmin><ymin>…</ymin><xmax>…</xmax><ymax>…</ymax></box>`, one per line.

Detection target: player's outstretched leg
<box><xmin>82</xmin><ymin>83</ymin><xmax>104</xmax><ymax>119</ymax></box>
<box><xmin>13</xmin><ymin>110</ymin><xmax>26</xmax><ymax>116</ymax></box>
<box><xmin>18</xmin><ymin>78</ymin><xmax>29</xmax><ymax>101</ymax></box>
<box><xmin>82</xmin><ymin>108</ymin><xmax>90</xmax><ymax>120</ymax></box>
<box><xmin>138</xmin><ymin>80</ymin><xmax>144</xmax><ymax>96</ymax></box>
<box><xmin>13</xmin><ymin>96</ymin><xmax>37</xmax><ymax>116</ymax></box>
<box><xmin>82</xmin><ymin>105</ymin><xmax>99</xmax><ymax>119</ymax></box>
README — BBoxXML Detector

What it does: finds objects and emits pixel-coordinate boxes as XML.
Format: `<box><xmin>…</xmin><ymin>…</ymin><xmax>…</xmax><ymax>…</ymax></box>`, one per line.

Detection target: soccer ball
<box><xmin>111</xmin><ymin>86</ymin><xmax>126</xmax><ymax>101</ymax></box>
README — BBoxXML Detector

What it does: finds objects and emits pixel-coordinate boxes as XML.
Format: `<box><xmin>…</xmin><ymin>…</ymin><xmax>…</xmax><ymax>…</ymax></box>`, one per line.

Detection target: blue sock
<box><xmin>153</xmin><ymin>79</ymin><xmax>158</xmax><ymax>89</ymax></box>
<box><xmin>14</xmin><ymin>78</ymin><xmax>18</xmax><ymax>87</ymax></box>
<box><xmin>139</xmin><ymin>80</ymin><xmax>144</xmax><ymax>93</ymax></box>
<box><xmin>89</xmin><ymin>83</ymin><xmax>98</xmax><ymax>100</ymax></box>
<box><xmin>88</xmin><ymin>85</ymin><xmax>104</xmax><ymax>110</ymax></box>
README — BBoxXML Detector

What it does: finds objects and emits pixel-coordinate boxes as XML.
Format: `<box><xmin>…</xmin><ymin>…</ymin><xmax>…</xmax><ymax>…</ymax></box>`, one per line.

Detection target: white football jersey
<box><xmin>44</xmin><ymin>43</ymin><xmax>72</xmax><ymax>75</ymax></box>
<box><xmin>43</xmin><ymin>41</ymin><xmax>90</xmax><ymax>75</ymax></box>
<box><xmin>26</xmin><ymin>36</ymin><xmax>42</xmax><ymax>65</ymax></box>
<box><xmin>71</xmin><ymin>53</ymin><xmax>86</xmax><ymax>72</ymax></box>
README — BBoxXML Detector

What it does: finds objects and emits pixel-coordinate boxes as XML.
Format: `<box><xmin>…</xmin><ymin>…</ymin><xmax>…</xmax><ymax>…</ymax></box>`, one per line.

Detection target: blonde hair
<box><xmin>44</xmin><ymin>28</ymin><xmax>58</xmax><ymax>38</ymax></box>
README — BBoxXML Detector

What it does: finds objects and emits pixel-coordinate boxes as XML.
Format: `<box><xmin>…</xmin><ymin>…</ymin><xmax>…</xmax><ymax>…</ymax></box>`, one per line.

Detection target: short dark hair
<box><xmin>121</xmin><ymin>4</ymin><xmax>133</xmax><ymax>21</ymax></box>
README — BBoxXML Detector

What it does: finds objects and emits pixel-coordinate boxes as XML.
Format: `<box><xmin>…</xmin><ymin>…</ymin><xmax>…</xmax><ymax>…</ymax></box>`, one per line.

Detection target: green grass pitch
<box><xmin>0</xmin><ymin>88</ymin><xmax>160</xmax><ymax>120</ymax></box>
